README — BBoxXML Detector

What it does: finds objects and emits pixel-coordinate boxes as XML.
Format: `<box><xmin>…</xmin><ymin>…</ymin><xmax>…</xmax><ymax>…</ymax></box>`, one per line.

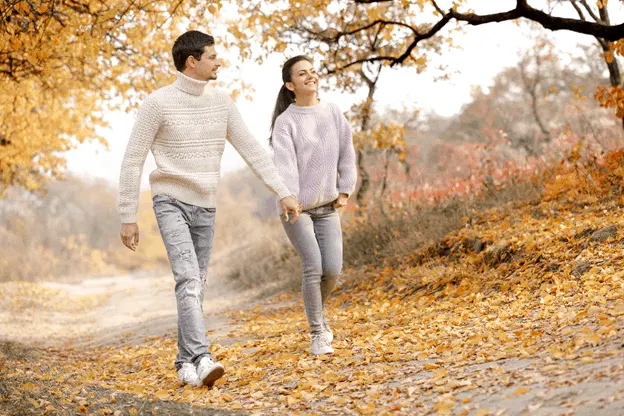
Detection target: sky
<box><xmin>64</xmin><ymin>0</ymin><xmax>619</xmax><ymax>189</ymax></box>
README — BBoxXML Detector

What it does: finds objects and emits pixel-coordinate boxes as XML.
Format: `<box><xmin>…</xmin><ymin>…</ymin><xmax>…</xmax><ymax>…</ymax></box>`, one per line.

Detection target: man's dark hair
<box><xmin>172</xmin><ymin>31</ymin><xmax>215</xmax><ymax>72</ymax></box>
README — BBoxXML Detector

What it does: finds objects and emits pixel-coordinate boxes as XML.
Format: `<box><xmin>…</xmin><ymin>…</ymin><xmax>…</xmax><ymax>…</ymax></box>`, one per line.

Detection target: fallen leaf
<box><xmin>514</xmin><ymin>387</ymin><xmax>531</xmax><ymax>396</ymax></box>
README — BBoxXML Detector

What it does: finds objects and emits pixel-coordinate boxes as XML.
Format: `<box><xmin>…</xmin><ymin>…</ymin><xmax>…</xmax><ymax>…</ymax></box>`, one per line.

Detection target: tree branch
<box><xmin>568</xmin><ymin>0</ymin><xmax>586</xmax><ymax>21</ymax></box>
<box><xmin>392</xmin><ymin>13</ymin><xmax>453</xmax><ymax>66</ymax></box>
<box><xmin>579</xmin><ymin>0</ymin><xmax>601</xmax><ymax>23</ymax></box>
<box><xmin>449</xmin><ymin>0</ymin><xmax>624</xmax><ymax>41</ymax></box>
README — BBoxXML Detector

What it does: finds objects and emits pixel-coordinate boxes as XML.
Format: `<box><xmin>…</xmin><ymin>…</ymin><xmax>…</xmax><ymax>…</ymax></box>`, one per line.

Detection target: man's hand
<box><xmin>120</xmin><ymin>223</ymin><xmax>140</xmax><ymax>251</ymax></box>
<box><xmin>280</xmin><ymin>196</ymin><xmax>301</xmax><ymax>223</ymax></box>
<box><xmin>333</xmin><ymin>193</ymin><xmax>349</xmax><ymax>209</ymax></box>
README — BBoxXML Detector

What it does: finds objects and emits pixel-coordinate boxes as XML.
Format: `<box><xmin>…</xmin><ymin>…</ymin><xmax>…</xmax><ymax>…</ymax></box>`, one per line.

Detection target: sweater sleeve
<box><xmin>271</xmin><ymin>116</ymin><xmax>300</xmax><ymax>198</ymax></box>
<box><xmin>225</xmin><ymin>96</ymin><xmax>292</xmax><ymax>200</ymax></box>
<box><xmin>333</xmin><ymin>104</ymin><xmax>358</xmax><ymax>196</ymax></box>
<box><xmin>117</xmin><ymin>96</ymin><xmax>161</xmax><ymax>224</ymax></box>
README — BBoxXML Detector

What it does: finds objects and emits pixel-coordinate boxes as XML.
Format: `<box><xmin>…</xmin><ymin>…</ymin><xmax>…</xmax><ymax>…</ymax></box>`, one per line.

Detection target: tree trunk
<box><xmin>355</xmin><ymin>149</ymin><xmax>370</xmax><ymax>207</ymax></box>
<box><xmin>354</xmin><ymin>67</ymin><xmax>380</xmax><ymax>207</ymax></box>
<box><xmin>572</xmin><ymin>2</ymin><xmax>624</xmax><ymax>131</ymax></box>
<box><xmin>379</xmin><ymin>149</ymin><xmax>391</xmax><ymax>217</ymax></box>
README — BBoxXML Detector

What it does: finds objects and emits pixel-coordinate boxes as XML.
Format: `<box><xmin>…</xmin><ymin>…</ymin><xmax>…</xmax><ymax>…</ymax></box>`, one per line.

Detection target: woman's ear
<box><xmin>285</xmin><ymin>82</ymin><xmax>295</xmax><ymax>92</ymax></box>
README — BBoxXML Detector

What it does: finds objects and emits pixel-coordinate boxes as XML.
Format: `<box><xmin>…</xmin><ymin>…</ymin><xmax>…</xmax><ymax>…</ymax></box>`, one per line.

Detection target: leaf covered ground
<box><xmin>2</xmin><ymin>187</ymin><xmax>624</xmax><ymax>415</ymax></box>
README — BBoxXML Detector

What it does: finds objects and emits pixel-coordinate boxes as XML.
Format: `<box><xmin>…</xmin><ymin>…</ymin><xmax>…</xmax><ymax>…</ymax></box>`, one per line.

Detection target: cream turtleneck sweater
<box><xmin>117</xmin><ymin>72</ymin><xmax>292</xmax><ymax>223</ymax></box>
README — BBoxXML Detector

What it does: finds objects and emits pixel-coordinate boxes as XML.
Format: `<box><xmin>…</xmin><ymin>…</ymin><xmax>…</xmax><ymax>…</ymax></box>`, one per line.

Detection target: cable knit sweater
<box><xmin>117</xmin><ymin>71</ymin><xmax>292</xmax><ymax>223</ymax></box>
<box><xmin>271</xmin><ymin>101</ymin><xmax>357</xmax><ymax>211</ymax></box>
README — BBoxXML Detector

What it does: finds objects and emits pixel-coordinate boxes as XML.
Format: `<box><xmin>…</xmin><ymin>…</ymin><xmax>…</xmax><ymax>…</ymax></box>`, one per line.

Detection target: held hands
<box><xmin>120</xmin><ymin>223</ymin><xmax>140</xmax><ymax>251</ymax></box>
<box><xmin>280</xmin><ymin>196</ymin><xmax>302</xmax><ymax>224</ymax></box>
<box><xmin>333</xmin><ymin>193</ymin><xmax>349</xmax><ymax>209</ymax></box>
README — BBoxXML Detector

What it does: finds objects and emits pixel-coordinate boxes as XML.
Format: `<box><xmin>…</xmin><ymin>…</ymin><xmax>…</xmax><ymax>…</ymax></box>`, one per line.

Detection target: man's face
<box><xmin>190</xmin><ymin>45</ymin><xmax>220</xmax><ymax>81</ymax></box>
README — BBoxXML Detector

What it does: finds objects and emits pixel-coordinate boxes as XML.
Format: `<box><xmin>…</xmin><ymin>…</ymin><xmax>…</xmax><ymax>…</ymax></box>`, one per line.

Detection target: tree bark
<box><xmin>355</xmin><ymin>66</ymin><xmax>381</xmax><ymax>207</ymax></box>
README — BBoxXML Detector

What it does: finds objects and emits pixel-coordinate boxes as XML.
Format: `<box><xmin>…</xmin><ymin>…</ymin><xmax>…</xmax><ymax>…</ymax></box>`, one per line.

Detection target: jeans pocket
<box><xmin>153</xmin><ymin>194</ymin><xmax>175</xmax><ymax>206</ymax></box>
<box><xmin>324</xmin><ymin>202</ymin><xmax>337</xmax><ymax>214</ymax></box>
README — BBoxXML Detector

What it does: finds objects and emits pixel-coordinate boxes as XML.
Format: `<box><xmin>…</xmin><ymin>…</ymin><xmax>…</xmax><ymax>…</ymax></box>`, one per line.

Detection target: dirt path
<box><xmin>1</xmin><ymin>272</ymin><xmax>623</xmax><ymax>415</ymax></box>
<box><xmin>0</xmin><ymin>272</ymin><xmax>284</xmax><ymax>350</ymax></box>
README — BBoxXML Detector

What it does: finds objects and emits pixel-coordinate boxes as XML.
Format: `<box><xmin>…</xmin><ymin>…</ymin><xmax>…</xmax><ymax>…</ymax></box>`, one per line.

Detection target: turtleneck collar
<box><xmin>173</xmin><ymin>71</ymin><xmax>209</xmax><ymax>96</ymax></box>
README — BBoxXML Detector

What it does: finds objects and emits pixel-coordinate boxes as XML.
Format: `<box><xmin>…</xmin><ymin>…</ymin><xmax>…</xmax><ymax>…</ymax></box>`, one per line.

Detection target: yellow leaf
<box><xmin>231</xmin><ymin>401</ymin><xmax>243</xmax><ymax>410</ymax></box>
<box><xmin>514</xmin><ymin>387</ymin><xmax>531</xmax><ymax>396</ymax></box>
<box><xmin>21</xmin><ymin>382</ymin><xmax>36</xmax><ymax>392</ymax></box>
<box><xmin>434</xmin><ymin>368</ymin><xmax>448</xmax><ymax>379</ymax></box>
<box><xmin>433</xmin><ymin>400</ymin><xmax>454</xmax><ymax>415</ymax></box>
<box><xmin>28</xmin><ymin>399</ymin><xmax>41</xmax><ymax>408</ymax></box>
<box><xmin>155</xmin><ymin>389</ymin><xmax>169</xmax><ymax>400</ymax></box>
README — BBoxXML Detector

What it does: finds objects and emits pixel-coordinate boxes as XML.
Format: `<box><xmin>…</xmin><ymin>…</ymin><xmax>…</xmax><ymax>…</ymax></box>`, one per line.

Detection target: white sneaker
<box><xmin>196</xmin><ymin>356</ymin><xmax>225</xmax><ymax>387</ymax></box>
<box><xmin>323</xmin><ymin>317</ymin><xmax>334</xmax><ymax>343</ymax></box>
<box><xmin>177</xmin><ymin>363</ymin><xmax>201</xmax><ymax>387</ymax></box>
<box><xmin>311</xmin><ymin>333</ymin><xmax>334</xmax><ymax>355</ymax></box>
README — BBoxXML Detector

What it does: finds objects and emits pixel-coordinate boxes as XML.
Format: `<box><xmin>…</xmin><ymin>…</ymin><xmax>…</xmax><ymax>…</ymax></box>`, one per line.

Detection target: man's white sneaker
<box><xmin>177</xmin><ymin>362</ymin><xmax>201</xmax><ymax>387</ymax></box>
<box><xmin>311</xmin><ymin>333</ymin><xmax>334</xmax><ymax>355</ymax></box>
<box><xmin>196</xmin><ymin>356</ymin><xmax>225</xmax><ymax>387</ymax></box>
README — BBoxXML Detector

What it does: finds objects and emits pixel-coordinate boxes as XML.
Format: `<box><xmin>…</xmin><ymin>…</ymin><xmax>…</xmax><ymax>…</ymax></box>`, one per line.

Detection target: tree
<box><xmin>230</xmin><ymin>0</ymin><xmax>445</xmax><ymax>206</ymax></box>
<box><xmin>556</xmin><ymin>0</ymin><xmax>624</xmax><ymax>128</ymax></box>
<box><xmin>232</xmin><ymin>0</ymin><xmax>624</xmax><ymax>118</ymax></box>
<box><xmin>0</xmin><ymin>0</ymin><xmax>224</xmax><ymax>193</ymax></box>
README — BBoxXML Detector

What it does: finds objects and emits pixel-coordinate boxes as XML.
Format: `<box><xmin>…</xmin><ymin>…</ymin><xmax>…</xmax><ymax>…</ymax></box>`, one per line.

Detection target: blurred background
<box><xmin>1</xmin><ymin>0</ymin><xmax>623</xmax><ymax>291</ymax></box>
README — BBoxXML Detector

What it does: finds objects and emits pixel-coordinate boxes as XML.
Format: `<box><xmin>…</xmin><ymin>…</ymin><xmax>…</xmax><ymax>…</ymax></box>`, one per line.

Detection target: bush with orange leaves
<box><xmin>542</xmin><ymin>145</ymin><xmax>624</xmax><ymax>203</ymax></box>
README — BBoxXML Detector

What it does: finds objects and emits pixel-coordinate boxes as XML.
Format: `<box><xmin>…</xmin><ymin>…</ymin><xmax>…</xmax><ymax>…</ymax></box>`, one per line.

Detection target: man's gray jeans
<box><xmin>153</xmin><ymin>194</ymin><xmax>215</xmax><ymax>370</ymax></box>
<box><xmin>281</xmin><ymin>202</ymin><xmax>343</xmax><ymax>335</ymax></box>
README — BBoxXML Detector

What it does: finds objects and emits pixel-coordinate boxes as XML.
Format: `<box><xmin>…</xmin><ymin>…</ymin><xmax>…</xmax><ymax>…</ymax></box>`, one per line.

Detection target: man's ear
<box><xmin>185</xmin><ymin>55</ymin><xmax>195</xmax><ymax>70</ymax></box>
<box><xmin>285</xmin><ymin>82</ymin><xmax>295</xmax><ymax>92</ymax></box>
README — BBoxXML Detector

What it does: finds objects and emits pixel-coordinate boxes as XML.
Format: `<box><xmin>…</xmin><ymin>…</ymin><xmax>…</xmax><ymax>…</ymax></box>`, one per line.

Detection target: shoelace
<box><xmin>180</xmin><ymin>364</ymin><xmax>196</xmax><ymax>378</ymax></box>
<box><xmin>313</xmin><ymin>335</ymin><xmax>331</xmax><ymax>348</ymax></box>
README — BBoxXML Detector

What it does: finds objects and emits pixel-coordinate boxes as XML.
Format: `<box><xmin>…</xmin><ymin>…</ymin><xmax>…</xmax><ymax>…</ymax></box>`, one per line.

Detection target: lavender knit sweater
<box><xmin>271</xmin><ymin>101</ymin><xmax>357</xmax><ymax>211</ymax></box>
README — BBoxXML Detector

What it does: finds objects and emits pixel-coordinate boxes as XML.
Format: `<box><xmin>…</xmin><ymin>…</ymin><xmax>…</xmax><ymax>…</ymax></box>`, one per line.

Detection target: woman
<box><xmin>270</xmin><ymin>56</ymin><xmax>357</xmax><ymax>355</ymax></box>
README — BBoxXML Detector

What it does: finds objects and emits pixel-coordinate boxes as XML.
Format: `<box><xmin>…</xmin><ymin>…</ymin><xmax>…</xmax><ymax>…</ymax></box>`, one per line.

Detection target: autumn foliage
<box><xmin>0</xmin><ymin>0</ymin><xmax>227</xmax><ymax>193</ymax></box>
<box><xmin>2</xmin><ymin>2</ymin><xmax>624</xmax><ymax>413</ymax></box>
<box><xmin>3</xmin><ymin>147</ymin><xmax>624</xmax><ymax>414</ymax></box>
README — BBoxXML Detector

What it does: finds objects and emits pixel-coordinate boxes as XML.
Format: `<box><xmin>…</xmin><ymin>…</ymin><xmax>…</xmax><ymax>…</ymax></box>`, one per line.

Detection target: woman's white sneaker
<box><xmin>323</xmin><ymin>317</ymin><xmax>334</xmax><ymax>343</ymax></box>
<box><xmin>311</xmin><ymin>333</ymin><xmax>334</xmax><ymax>355</ymax></box>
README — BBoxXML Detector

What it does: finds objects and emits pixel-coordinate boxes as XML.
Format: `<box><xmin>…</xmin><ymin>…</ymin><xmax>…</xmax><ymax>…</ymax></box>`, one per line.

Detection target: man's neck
<box><xmin>174</xmin><ymin>71</ymin><xmax>209</xmax><ymax>96</ymax></box>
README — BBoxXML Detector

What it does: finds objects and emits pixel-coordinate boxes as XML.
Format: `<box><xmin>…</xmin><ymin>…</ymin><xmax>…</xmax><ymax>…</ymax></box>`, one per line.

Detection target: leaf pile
<box><xmin>2</xmin><ymin>192</ymin><xmax>624</xmax><ymax>415</ymax></box>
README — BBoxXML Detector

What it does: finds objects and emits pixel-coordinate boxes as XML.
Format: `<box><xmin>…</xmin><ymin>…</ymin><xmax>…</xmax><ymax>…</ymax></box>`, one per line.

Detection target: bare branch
<box><xmin>392</xmin><ymin>13</ymin><xmax>453</xmax><ymax>66</ymax></box>
<box><xmin>430</xmin><ymin>0</ymin><xmax>444</xmax><ymax>15</ymax></box>
<box><xmin>579</xmin><ymin>0</ymin><xmax>601</xmax><ymax>22</ymax></box>
<box><xmin>568</xmin><ymin>0</ymin><xmax>586</xmax><ymax>21</ymax></box>
<box><xmin>597</xmin><ymin>2</ymin><xmax>610</xmax><ymax>25</ymax></box>
<box><xmin>448</xmin><ymin>1</ymin><xmax>624</xmax><ymax>41</ymax></box>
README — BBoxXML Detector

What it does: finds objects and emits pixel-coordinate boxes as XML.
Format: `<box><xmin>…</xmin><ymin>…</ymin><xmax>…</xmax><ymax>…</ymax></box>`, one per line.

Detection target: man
<box><xmin>117</xmin><ymin>30</ymin><xmax>301</xmax><ymax>387</ymax></box>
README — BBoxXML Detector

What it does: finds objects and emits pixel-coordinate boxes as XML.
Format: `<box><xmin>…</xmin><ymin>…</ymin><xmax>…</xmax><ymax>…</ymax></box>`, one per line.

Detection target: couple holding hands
<box><xmin>118</xmin><ymin>30</ymin><xmax>357</xmax><ymax>387</ymax></box>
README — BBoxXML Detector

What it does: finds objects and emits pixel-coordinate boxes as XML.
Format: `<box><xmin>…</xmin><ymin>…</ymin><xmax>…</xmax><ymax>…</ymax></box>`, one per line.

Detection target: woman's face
<box><xmin>286</xmin><ymin>60</ymin><xmax>318</xmax><ymax>96</ymax></box>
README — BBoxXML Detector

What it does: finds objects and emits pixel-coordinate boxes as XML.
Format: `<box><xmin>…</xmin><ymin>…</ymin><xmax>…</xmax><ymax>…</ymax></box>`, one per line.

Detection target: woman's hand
<box><xmin>280</xmin><ymin>196</ymin><xmax>302</xmax><ymax>223</ymax></box>
<box><xmin>333</xmin><ymin>193</ymin><xmax>349</xmax><ymax>209</ymax></box>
